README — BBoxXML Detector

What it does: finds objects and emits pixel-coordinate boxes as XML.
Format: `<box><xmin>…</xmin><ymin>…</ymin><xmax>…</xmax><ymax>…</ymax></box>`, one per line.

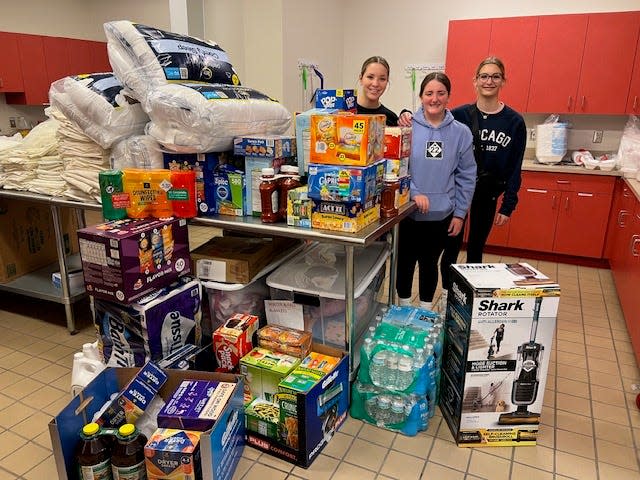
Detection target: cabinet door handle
<box><xmin>581</xmin><ymin>96</ymin><xmax>586</xmax><ymax>109</ymax></box>
<box><xmin>567</xmin><ymin>96</ymin><xmax>572</xmax><ymax>110</ymax></box>
<box><xmin>526</xmin><ymin>188</ymin><xmax>548</xmax><ymax>194</ymax></box>
<box><xmin>552</xmin><ymin>194</ymin><xmax>558</xmax><ymax>209</ymax></box>
<box><xmin>0</xmin><ymin>78</ymin><xmax>3</xmax><ymax>88</ymax></box>
<box><xmin>634</xmin><ymin>96</ymin><xmax>638</xmax><ymax>111</ymax></box>
<box><xmin>631</xmin><ymin>235</ymin><xmax>640</xmax><ymax>257</ymax></box>
<box><xmin>577</xmin><ymin>192</ymin><xmax>593</xmax><ymax>197</ymax></box>
<box><xmin>556</xmin><ymin>180</ymin><xmax>570</xmax><ymax>185</ymax></box>
<box><xmin>565</xmin><ymin>196</ymin><xmax>570</xmax><ymax>210</ymax></box>
<box><xmin>618</xmin><ymin>210</ymin><xmax>629</xmax><ymax>227</ymax></box>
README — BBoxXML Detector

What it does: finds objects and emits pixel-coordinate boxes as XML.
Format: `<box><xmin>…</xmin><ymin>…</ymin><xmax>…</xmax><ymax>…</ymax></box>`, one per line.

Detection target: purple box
<box><xmin>158</xmin><ymin>380</ymin><xmax>237</xmax><ymax>431</ymax></box>
<box><xmin>78</xmin><ymin>217</ymin><xmax>191</xmax><ymax>304</ymax></box>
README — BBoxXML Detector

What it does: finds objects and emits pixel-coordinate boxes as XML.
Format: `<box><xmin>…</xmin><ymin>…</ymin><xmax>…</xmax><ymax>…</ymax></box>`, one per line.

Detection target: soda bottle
<box><xmin>76</xmin><ymin>422</ymin><xmax>113</xmax><ymax>480</ymax></box>
<box><xmin>111</xmin><ymin>423</ymin><xmax>147</xmax><ymax>479</ymax></box>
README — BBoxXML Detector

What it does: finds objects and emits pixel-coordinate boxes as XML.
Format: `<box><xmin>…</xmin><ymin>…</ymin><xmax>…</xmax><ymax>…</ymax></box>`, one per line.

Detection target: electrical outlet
<box><xmin>529</xmin><ymin>128</ymin><xmax>536</xmax><ymax>141</ymax></box>
<box><xmin>592</xmin><ymin>130</ymin><xmax>603</xmax><ymax>143</ymax></box>
<box><xmin>9</xmin><ymin>117</ymin><xmax>16</xmax><ymax>128</ymax></box>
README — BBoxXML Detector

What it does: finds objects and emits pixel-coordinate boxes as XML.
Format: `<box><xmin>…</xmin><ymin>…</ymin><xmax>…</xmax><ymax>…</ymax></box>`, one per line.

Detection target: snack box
<box><xmin>145</xmin><ymin>428</ymin><xmax>203</xmax><ymax>480</ymax></box>
<box><xmin>213</xmin><ymin>313</ymin><xmax>259</xmax><ymax>373</ymax></box>
<box><xmin>278</xmin><ymin>352</ymin><xmax>341</xmax><ymax>393</ymax></box>
<box><xmin>157</xmin><ymin>379</ymin><xmax>237</xmax><ymax>431</ymax></box>
<box><xmin>240</xmin><ymin>347</ymin><xmax>301</xmax><ymax>404</ymax></box>
<box><xmin>385</xmin><ymin>156</ymin><xmax>409</xmax><ymax>178</ymax></box>
<box><xmin>233</xmin><ymin>134</ymin><xmax>296</xmax><ymax>159</ymax></box>
<box><xmin>50</xmin><ymin>368</ymin><xmax>245</xmax><ymax>480</ymax></box>
<box><xmin>213</xmin><ymin>169</ymin><xmax>246</xmax><ymax>216</ymax></box>
<box><xmin>257</xmin><ymin>325</ymin><xmax>312</xmax><ymax>358</ymax></box>
<box><xmin>306</xmin><ymin>159</ymin><xmax>385</xmax><ymax>203</ymax></box>
<box><xmin>384</xmin><ymin>126</ymin><xmax>412</xmax><ymax>159</ymax></box>
<box><xmin>311</xmin><ymin>197</ymin><xmax>380</xmax><ymax>233</ymax></box>
<box><xmin>244</xmin><ymin>398</ymin><xmax>280</xmax><ymax>440</ymax></box>
<box><xmin>245</xmin><ymin>343</ymin><xmax>349</xmax><ymax>468</ymax></box>
<box><xmin>309</xmin><ymin>113</ymin><xmax>385</xmax><ymax>166</ymax></box>
<box><xmin>314</xmin><ymin>89</ymin><xmax>356</xmax><ymax>111</ymax></box>
<box><xmin>294</xmin><ymin>108</ymin><xmax>339</xmax><ymax>175</ymax></box>
<box><xmin>287</xmin><ymin>186</ymin><xmax>313</xmax><ymax>228</ymax></box>
<box><xmin>78</xmin><ymin>217</ymin><xmax>191</xmax><ymax>304</ymax></box>
<box><xmin>398</xmin><ymin>175</ymin><xmax>411</xmax><ymax>207</ymax></box>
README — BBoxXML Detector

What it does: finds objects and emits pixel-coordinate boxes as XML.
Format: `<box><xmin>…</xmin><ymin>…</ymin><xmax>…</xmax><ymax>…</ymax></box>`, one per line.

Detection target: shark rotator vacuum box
<box><xmin>440</xmin><ymin>263</ymin><xmax>560</xmax><ymax>447</ymax></box>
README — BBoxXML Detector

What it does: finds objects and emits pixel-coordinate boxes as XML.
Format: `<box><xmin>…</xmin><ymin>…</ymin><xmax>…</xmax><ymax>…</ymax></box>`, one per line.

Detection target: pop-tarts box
<box><xmin>246</xmin><ymin>343</ymin><xmax>349</xmax><ymax>468</ymax></box>
<box><xmin>78</xmin><ymin>217</ymin><xmax>191</xmax><ymax>304</ymax></box>
<box><xmin>164</xmin><ymin>151</ymin><xmax>244</xmax><ymax>216</ymax></box>
<box><xmin>50</xmin><ymin>368</ymin><xmax>245</xmax><ymax>480</ymax></box>
<box><xmin>294</xmin><ymin>108</ymin><xmax>339</xmax><ymax>175</ymax></box>
<box><xmin>315</xmin><ymin>89</ymin><xmax>356</xmax><ymax>112</ymax></box>
<box><xmin>233</xmin><ymin>134</ymin><xmax>296</xmax><ymax>159</ymax></box>
<box><xmin>213</xmin><ymin>170</ymin><xmax>246</xmax><ymax>216</ymax></box>
<box><xmin>307</xmin><ymin>159</ymin><xmax>385</xmax><ymax>203</ymax></box>
<box><xmin>158</xmin><ymin>380</ymin><xmax>236</xmax><ymax>431</ymax></box>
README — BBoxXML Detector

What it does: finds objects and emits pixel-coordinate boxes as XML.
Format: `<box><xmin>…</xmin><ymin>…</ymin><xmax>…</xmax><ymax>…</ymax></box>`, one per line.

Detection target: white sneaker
<box><xmin>419</xmin><ymin>301</ymin><xmax>433</xmax><ymax>310</ymax></box>
<box><xmin>398</xmin><ymin>297</ymin><xmax>412</xmax><ymax>306</ymax></box>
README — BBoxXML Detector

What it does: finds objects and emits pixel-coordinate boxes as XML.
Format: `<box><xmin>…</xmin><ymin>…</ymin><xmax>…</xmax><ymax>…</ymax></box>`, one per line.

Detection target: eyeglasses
<box><xmin>477</xmin><ymin>73</ymin><xmax>503</xmax><ymax>82</ymax></box>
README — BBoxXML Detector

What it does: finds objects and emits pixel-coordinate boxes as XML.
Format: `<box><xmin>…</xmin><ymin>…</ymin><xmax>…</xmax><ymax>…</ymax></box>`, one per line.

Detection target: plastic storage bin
<box><xmin>266</xmin><ymin>241</ymin><xmax>389</xmax><ymax>350</ymax></box>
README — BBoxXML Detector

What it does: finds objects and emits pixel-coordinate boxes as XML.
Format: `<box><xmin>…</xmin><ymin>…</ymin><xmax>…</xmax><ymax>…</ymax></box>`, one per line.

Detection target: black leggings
<box><xmin>396</xmin><ymin>215</ymin><xmax>451</xmax><ymax>302</ymax></box>
<box><xmin>441</xmin><ymin>192</ymin><xmax>499</xmax><ymax>290</ymax></box>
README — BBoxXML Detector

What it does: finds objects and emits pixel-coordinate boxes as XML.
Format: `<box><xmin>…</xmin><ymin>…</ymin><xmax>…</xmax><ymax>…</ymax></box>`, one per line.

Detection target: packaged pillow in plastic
<box><xmin>49</xmin><ymin>73</ymin><xmax>149</xmax><ymax>149</ymax></box>
<box><xmin>144</xmin><ymin>83</ymin><xmax>292</xmax><ymax>153</ymax></box>
<box><xmin>104</xmin><ymin>20</ymin><xmax>240</xmax><ymax>102</ymax></box>
<box><xmin>111</xmin><ymin>135</ymin><xmax>165</xmax><ymax>169</ymax></box>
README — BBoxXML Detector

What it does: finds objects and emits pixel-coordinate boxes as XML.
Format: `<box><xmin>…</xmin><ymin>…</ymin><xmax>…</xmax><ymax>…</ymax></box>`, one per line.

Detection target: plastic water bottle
<box><xmin>365</xmin><ymin>394</ymin><xmax>378</xmax><ymax>418</ymax></box>
<box><xmin>376</xmin><ymin>395</ymin><xmax>391</xmax><ymax>424</ymax></box>
<box><xmin>384</xmin><ymin>352</ymin><xmax>399</xmax><ymax>388</ymax></box>
<box><xmin>396</xmin><ymin>356</ymin><xmax>414</xmax><ymax>391</ymax></box>
<box><xmin>370</xmin><ymin>350</ymin><xmax>388</xmax><ymax>386</ymax></box>
<box><xmin>390</xmin><ymin>398</ymin><xmax>406</xmax><ymax>425</ymax></box>
<box><xmin>362</xmin><ymin>338</ymin><xmax>375</xmax><ymax>359</ymax></box>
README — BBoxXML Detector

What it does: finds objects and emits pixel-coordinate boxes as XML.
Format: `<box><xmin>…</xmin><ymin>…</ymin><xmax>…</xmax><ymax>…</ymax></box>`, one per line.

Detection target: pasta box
<box><xmin>49</xmin><ymin>368</ymin><xmax>245</xmax><ymax>480</ymax></box>
<box><xmin>245</xmin><ymin>343</ymin><xmax>349</xmax><ymax>468</ymax></box>
<box><xmin>77</xmin><ymin>217</ymin><xmax>191</xmax><ymax>304</ymax></box>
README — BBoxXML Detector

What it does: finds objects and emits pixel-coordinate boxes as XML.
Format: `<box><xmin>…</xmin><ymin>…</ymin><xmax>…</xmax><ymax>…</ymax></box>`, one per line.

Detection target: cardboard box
<box><xmin>191</xmin><ymin>235</ymin><xmax>300</xmax><ymax>284</ymax></box>
<box><xmin>245</xmin><ymin>343</ymin><xmax>350</xmax><ymax>468</ymax></box>
<box><xmin>398</xmin><ymin>175</ymin><xmax>411</xmax><ymax>207</ymax></box>
<box><xmin>306</xmin><ymin>159</ymin><xmax>385</xmax><ymax>203</ymax></box>
<box><xmin>440</xmin><ymin>263</ymin><xmax>560</xmax><ymax>447</ymax></box>
<box><xmin>0</xmin><ymin>199</ymin><xmax>78</xmax><ymax>283</ymax></box>
<box><xmin>314</xmin><ymin>89</ymin><xmax>356</xmax><ymax>111</ymax></box>
<box><xmin>384</xmin><ymin>127</ymin><xmax>412</xmax><ymax>159</ymax></box>
<box><xmin>78</xmin><ymin>217</ymin><xmax>191</xmax><ymax>304</ymax></box>
<box><xmin>233</xmin><ymin>135</ymin><xmax>296</xmax><ymax>159</ymax></box>
<box><xmin>49</xmin><ymin>368</ymin><xmax>245</xmax><ymax>480</ymax></box>
<box><xmin>294</xmin><ymin>108</ymin><xmax>339</xmax><ymax>175</ymax></box>
<box><xmin>311</xmin><ymin>198</ymin><xmax>380</xmax><ymax>233</ymax></box>
<box><xmin>145</xmin><ymin>428</ymin><xmax>203</xmax><ymax>479</ymax></box>
<box><xmin>240</xmin><ymin>347</ymin><xmax>300</xmax><ymax>403</ymax></box>
<box><xmin>213</xmin><ymin>170</ymin><xmax>245</xmax><ymax>216</ymax></box>
<box><xmin>213</xmin><ymin>313</ymin><xmax>259</xmax><ymax>372</ymax></box>
<box><xmin>309</xmin><ymin>113</ymin><xmax>385</xmax><ymax>166</ymax></box>
<box><xmin>244</xmin><ymin>398</ymin><xmax>280</xmax><ymax>440</ymax></box>
<box><xmin>385</xmin><ymin>157</ymin><xmax>409</xmax><ymax>178</ymax></box>
<box><xmin>287</xmin><ymin>186</ymin><xmax>313</xmax><ymax>228</ymax></box>
<box><xmin>244</xmin><ymin>156</ymin><xmax>287</xmax><ymax>216</ymax></box>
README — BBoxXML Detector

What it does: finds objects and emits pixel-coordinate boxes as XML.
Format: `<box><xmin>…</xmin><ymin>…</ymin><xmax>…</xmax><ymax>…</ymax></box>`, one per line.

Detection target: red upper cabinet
<box><xmin>487</xmin><ymin>16</ymin><xmax>538</xmax><ymax>112</ymax></box>
<box><xmin>67</xmin><ymin>38</ymin><xmax>94</xmax><ymax>77</ymax></box>
<box><xmin>576</xmin><ymin>12</ymin><xmax>640</xmax><ymax>114</ymax></box>
<box><xmin>89</xmin><ymin>41</ymin><xmax>111</xmax><ymax>73</ymax></box>
<box><xmin>6</xmin><ymin>34</ymin><xmax>49</xmax><ymax>105</ymax></box>
<box><xmin>0</xmin><ymin>32</ymin><xmax>24</xmax><ymax>92</ymax></box>
<box><xmin>43</xmin><ymin>36</ymin><xmax>72</xmax><ymax>85</ymax></box>
<box><xmin>626</xmin><ymin>33</ymin><xmax>640</xmax><ymax>114</ymax></box>
<box><xmin>445</xmin><ymin>19</ymin><xmax>491</xmax><ymax>108</ymax></box>
<box><xmin>527</xmin><ymin>14</ymin><xmax>588</xmax><ymax>114</ymax></box>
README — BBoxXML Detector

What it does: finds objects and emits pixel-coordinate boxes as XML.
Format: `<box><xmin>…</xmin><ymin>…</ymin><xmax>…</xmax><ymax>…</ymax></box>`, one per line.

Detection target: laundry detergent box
<box><xmin>78</xmin><ymin>217</ymin><xmax>191</xmax><ymax>304</ymax></box>
<box><xmin>309</xmin><ymin>113</ymin><xmax>385</xmax><ymax>166</ymax></box>
<box><xmin>383</xmin><ymin>126</ymin><xmax>412</xmax><ymax>159</ymax></box>
<box><xmin>294</xmin><ymin>108</ymin><xmax>339</xmax><ymax>175</ymax></box>
<box><xmin>306</xmin><ymin>159</ymin><xmax>385</xmax><ymax>203</ymax></box>
<box><xmin>314</xmin><ymin>89</ymin><xmax>356</xmax><ymax>112</ymax></box>
<box><xmin>50</xmin><ymin>368</ymin><xmax>245</xmax><ymax>480</ymax></box>
<box><xmin>164</xmin><ymin>150</ymin><xmax>244</xmax><ymax>216</ymax></box>
<box><xmin>95</xmin><ymin>275</ymin><xmax>202</xmax><ymax>367</ymax></box>
<box><xmin>245</xmin><ymin>343</ymin><xmax>349</xmax><ymax>468</ymax></box>
<box><xmin>440</xmin><ymin>263</ymin><xmax>560</xmax><ymax>447</ymax></box>
<box><xmin>233</xmin><ymin>134</ymin><xmax>296</xmax><ymax>159</ymax></box>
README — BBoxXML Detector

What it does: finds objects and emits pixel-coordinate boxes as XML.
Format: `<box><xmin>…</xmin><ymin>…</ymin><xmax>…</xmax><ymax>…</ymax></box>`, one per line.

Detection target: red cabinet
<box><xmin>67</xmin><ymin>38</ymin><xmax>94</xmax><ymax>77</ymax></box>
<box><xmin>445</xmin><ymin>19</ymin><xmax>491</xmax><ymax>108</ymax></box>
<box><xmin>527</xmin><ymin>14</ymin><xmax>588</xmax><ymax>114</ymax></box>
<box><xmin>43</xmin><ymin>36</ymin><xmax>72</xmax><ymax>86</ymax></box>
<box><xmin>506</xmin><ymin>172</ymin><xmax>614</xmax><ymax>258</ymax></box>
<box><xmin>89</xmin><ymin>41</ymin><xmax>111</xmax><ymax>73</ymax></box>
<box><xmin>626</xmin><ymin>33</ymin><xmax>640</xmax><ymax>114</ymax></box>
<box><xmin>0</xmin><ymin>31</ymin><xmax>24</xmax><ymax>92</ymax></box>
<box><xmin>6</xmin><ymin>34</ymin><xmax>50</xmax><ymax>105</ymax></box>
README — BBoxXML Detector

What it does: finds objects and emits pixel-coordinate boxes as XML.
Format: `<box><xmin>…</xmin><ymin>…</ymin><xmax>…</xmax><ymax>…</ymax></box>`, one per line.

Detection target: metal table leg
<box><xmin>344</xmin><ymin>245</ymin><xmax>355</xmax><ymax>379</ymax></box>
<box><xmin>388</xmin><ymin>223</ymin><xmax>399</xmax><ymax>305</ymax></box>
<box><xmin>50</xmin><ymin>204</ymin><xmax>77</xmax><ymax>334</ymax></box>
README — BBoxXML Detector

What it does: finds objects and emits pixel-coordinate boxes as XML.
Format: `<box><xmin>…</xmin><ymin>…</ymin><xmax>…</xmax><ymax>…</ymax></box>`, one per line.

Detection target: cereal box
<box><xmin>384</xmin><ymin>127</ymin><xmax>412</xmax><ymax>159</ymax></box>
<box><xmin>144</xmin><ymin>428</ymin><xmax>202</xmax><ymax>479</ymax></box>
<box><xmin>310</xmin><ymin>113</ymin><xmax>385</xmax><ymax>166</ymax></box>
<box><xmin>314</xmin><ymin>89</ymin><xmax>356</xmax><ymax>111</ymax></box>
<box><xmin>213</xmin><ymin>314</ymin><xmax>259</xmax><ymax>372</ymax></box>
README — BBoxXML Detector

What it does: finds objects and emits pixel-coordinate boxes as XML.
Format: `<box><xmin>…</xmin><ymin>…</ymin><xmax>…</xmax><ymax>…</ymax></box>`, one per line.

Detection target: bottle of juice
<box><xmin>111</xmin><ymin>423</ymin><xmax>147</xmax><ymax>480</ymax></box>
<box><xmin>259</xmin><ymin>167</ymin><xmax>281</xmax><ymax>223</ymax></box>
<box><xmin>277</xmin><ymin>165</ymin><xmax>302</xmax><ymax>220</ymax></box>
<box><xmin>75</xmin><ymin>422</ymin><xmax>113</xmax><ymax>480</ymax></box>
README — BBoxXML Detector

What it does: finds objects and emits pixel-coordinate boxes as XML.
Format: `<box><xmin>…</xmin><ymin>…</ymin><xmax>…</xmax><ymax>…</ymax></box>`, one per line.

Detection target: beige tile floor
<box><xmin>0</xmin><ymin>225</ymin><xmax>639</xmax><ymax>479</ymax></box>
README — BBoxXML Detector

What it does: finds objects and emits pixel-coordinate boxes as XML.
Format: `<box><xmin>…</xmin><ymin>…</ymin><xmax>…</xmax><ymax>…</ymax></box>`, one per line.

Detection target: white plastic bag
<box><xmin>536</xmin><ymin>114</ymin><xmax>568</xmax><ymax>164</ymax></box>
<box><xmin>617</xmin><ymin>115</ymin><xmax>640</xmax><ymax>177</ymax></box>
